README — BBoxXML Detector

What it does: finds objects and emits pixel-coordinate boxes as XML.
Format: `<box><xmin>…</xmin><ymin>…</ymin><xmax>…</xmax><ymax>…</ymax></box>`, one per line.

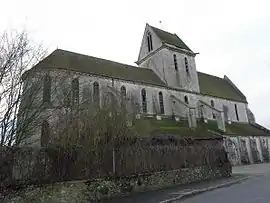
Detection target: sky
<box><xmin>1</xmin><ymin>0</ymin><xmax>269</xmax><ymax>128</ymax></box>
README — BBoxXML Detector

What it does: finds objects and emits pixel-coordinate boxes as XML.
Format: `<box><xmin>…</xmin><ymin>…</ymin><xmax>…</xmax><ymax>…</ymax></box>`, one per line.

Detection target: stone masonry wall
<box><xmin>224</xmin><ymin>136</ymin><xmax>270</xmax><ymax>166</ymax></box>
<box><xmin>6</xmin><ymin>165</ymin><xmax>230</xmax><ymax>202</ymax></box>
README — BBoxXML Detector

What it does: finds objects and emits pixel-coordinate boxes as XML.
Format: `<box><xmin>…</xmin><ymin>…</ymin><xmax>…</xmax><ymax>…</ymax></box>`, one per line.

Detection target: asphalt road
<box><xmin>179</xmin><ymin>173</ymin><xmax>270</xmax><ymax>203</ymax></box>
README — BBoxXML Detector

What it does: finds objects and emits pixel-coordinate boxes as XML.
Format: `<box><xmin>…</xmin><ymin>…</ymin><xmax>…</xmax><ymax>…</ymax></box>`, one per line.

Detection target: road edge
<box><xmin>160</xmin><ymin>176</ymin><xmax>249</xmax><ymax>203</ymax></box>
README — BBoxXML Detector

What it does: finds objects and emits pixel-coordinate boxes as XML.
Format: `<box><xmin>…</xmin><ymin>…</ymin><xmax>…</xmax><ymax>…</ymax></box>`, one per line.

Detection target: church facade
<box><xmin>21</xmin><ymin>24</ymin><xmax>270</xmax><ymax>165</ymax></box>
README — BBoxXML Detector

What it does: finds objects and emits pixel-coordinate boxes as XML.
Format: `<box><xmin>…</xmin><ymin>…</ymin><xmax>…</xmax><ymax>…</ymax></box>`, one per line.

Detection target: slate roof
<box><xmin>197</xmin><ymin>72</ymin><xmax>247</xmax><ymax>103</ymax></box>
<box><xmin>33</xmin><ymin>49</ymin><xmax>166</xmax><ymax>87</ymax></box>
<box><xmin>32</xmin><ymin>49</ymin><xmax>247</xmax><ymax>103</ymax></box>
<box><xmin>150</xmin><ymin>25</ymin><xmax>193</xmax><ymax>52</ymax></box>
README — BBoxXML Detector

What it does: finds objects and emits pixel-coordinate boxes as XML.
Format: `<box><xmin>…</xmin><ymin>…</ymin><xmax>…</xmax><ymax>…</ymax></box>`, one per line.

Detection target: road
<box><xmin>180</xmin><ymin>164</ymin><xmax>270</xmax><ymax>203</ymax></box>
<box><xmin>105</xmin><ymin>163</ymin><xmax>270</xmax><ymax>203</ymax></box>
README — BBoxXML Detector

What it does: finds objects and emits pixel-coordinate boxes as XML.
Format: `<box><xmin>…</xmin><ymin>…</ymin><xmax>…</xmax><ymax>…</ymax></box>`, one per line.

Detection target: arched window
<box><xmin>41</xmin><ymin>120</ymin><xmax>49</xmax><ymax>146</ymax></box>
<box><xmin>184</xmin><ymin>57</ymin><xmax>189</xmax><ymax>75</ymax></box>
<box><xmin>184</xmin><ymin>95</ymin><xmax>189</xmax><ymax>104</ymax></box>
<box><xmin>43</xmin><ymin>75</ymin><xmax>51</xmax><ymax>103</ymax></box>
<box><xmin>211</xmin><ymin>100</ymin><xmax>216</xmax><ymax>119</ymax></box>
<box><xmin>141</xmin><ymin>88</ymin><xmax>147</xmax><ymax>113</ymax></box>
<box><xmin>159</xmin><ymin>92</ymin><xmax>165</xmax><ymax>114</ymax></box>
<box><xmin>147</xmin><ymin>32</ymin><xmax>153</xmax><ymax>52</ymax></box>
<box><xmin>120</xmin><ymin>86</ymin><xmax>126</xmax><ymax>97</ymax></box>
<box><xmin>93</xmin><ymin>82</ymin><xmax>100</xmax><ymax>106</ymax></box>
<box><xmin>173</xmin><ymin>54</ymin><xmax>178</xmax><ymax>71</ymax></box>
<box><xmin>120</xmin><ymin>86</ymin><xmax>127</xmax><ymax>108</ymax></box>
<box><xmin>71</xmin><ymin>78</ymin><xmax>79</xmax><ymax>106</ymax></box>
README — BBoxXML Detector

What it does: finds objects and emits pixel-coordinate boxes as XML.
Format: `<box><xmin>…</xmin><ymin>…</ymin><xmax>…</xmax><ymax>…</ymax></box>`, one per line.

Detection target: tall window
<box><xmin>211</xmin><ymin>100</ymin><xmax>216</xmax><ymax>119</ymax></box>
<box><xmin>159</xmin><ymin>92</ymin><xmax>165</xmax><ymax>114</ymax></box>
<box><xmin>141</xmin><ymin>88</ymin><xmax>147</xmax><ymax>113</ymax></box>
<box><xmin>173</xmin><ymin>54</ymin><xmax>178</xmax><ymax>70</ymax></box>
<box><xmin>184</xmin><ymin>95</ymin><xmax>189</xmax><ymax>104</ymax></box>
<box><xmin>147</xmin><ymin>32</ymin><xmax>153</xmax><ymax>52</ymax></box>
<box><xmin>223</xmin><ymin>105</ymin><xmax>229</xmax><ymax>121</ymax></box>
<box><xmin>43</xmin><ymin>75</ymin><xmax>51</xmax><ymax>103</ymax></box>
<box><xmin>71</xmin><ymin>78</ymin><xmax>79</xmax><ymax>106</ymax></box>
<box><xmin>120</xmin><ymin>86</ymin><xmax>127</xmax><ymax>107</ymax></box>
<box><xmin>41</xmin><ymin>120</ymin><xmax>49</xmax><ymax>146</ymax></box>
<box><xmin>120</xmin><ymin>86</ymin><xmax>126</xmax><ymax>97</ymax></box>
<box><xmin>185</xmin><ymin>57</ymin><xmax>189</xmax><ymax>75</ymax></box>
<box><xmin>93</xmin><ymin>82</ymin><xmax>100</xmax><ymax>106</ymax></box>
<box><xmin>234</xmin><ymin>104</ymin><xmax>239</xmax><ymax>121</ymax></box>
<box><xmin>210</xmin><ymin>100</ymin><xmax>214</xmax><ymax>107</ymax></box>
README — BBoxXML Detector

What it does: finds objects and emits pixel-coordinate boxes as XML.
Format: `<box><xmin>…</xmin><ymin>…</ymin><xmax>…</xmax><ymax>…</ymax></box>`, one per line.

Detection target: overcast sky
<box><xmin>1</xmin><ymin>0</ymin><xmax>269</xmax><ymax>128</ymax></box>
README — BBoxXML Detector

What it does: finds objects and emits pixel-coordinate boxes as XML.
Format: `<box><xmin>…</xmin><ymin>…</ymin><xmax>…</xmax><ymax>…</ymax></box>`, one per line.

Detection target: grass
<box><xmin>133</xmin><ymin>117</ymin><xmax>221</xmax><ymax>138</ymax></box>
<box><xmin>133</xmin><ymin>117</ymin><xmax>268</xmax><ymax>138</ymax></box>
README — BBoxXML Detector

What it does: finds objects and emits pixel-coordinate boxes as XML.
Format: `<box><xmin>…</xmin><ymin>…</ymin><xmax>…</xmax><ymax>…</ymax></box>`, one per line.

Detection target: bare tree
<box><xmin>52</xmin><ymin>84</ymin><xmax>138</xmax><ymax>148</ymax></box>
<box><xmin>0</xmin><ymin>29</ymin><xmax>46</xmax><ymax>146</ymax></box>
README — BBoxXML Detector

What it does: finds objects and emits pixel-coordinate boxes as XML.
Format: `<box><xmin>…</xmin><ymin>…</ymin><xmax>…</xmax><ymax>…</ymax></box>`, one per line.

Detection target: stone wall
<box><xmin>224</xmin><ymin>136</ymin><xmax>270</xmax><ymax>166</ymax></box>
<box><xmin>6</xmin><ymin>165</ymin><xmax>230</xmax><ymax>202</ymax></box>
<box><xmin>199</xmin><ymin>95</ymin><xmax>248</xmax><ymax>123</ymax></box>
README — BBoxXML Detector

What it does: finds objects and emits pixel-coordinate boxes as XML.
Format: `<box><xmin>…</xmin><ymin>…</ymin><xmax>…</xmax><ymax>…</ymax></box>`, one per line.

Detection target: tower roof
<box><xmin>149</xmin><ymin>25</ymin><xmax>193</xmax><ymax>52</ymax></box>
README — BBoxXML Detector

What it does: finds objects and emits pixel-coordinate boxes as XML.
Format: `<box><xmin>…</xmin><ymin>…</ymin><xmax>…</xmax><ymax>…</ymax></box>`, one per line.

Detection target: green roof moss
<box><xmin>134</xmin><ymin>118</ymin><xmax>221</xmax><ymax>138</ymax></box>
<box><xmin>225</xmin><ymin>122</ymin><xmax>270</xmax><ymax>136</ymax></box>
<box><xmin>133</xmin><ymin>118</ymin><xmax>270</xmax><ymax>138</ymax></box>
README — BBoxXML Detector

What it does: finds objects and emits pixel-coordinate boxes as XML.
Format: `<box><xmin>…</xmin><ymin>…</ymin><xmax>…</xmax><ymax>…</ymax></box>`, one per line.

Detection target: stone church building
<box><xmin>21</xmin><ymin>24</ymin><xmax>270</xmax><ymax>166</ymax></box>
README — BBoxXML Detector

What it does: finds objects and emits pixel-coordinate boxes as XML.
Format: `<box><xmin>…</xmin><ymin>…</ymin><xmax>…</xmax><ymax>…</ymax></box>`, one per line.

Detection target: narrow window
<box><xmin>120</xmin><ymin>86</ymin><xmax>127</xmax><ymax>107</ymax></box>
<box><xmin>93</xmin><ymin>82</ymin><xmax>100</xmax><ymax>106</ymax></box>
<box><xmin>173</xmin><ymin>54</ymin><xmax>178</xmax><ymax>70</ymax></box>
<box><xmin>147</xmin><ymin>32</ymin><xmax>153</xmax><ymax>52</ymax></box>
<box><xmin>159</xmin><ymin>92</ymin><xmax>165</xmax><ymax>114</ymax></box>
<box><xmin>41</xmin><ymin>120</ymin><xmax>49</xmax><ymax>146</ymax></box>
<box><xmin>210</xmin><ymin>100</ymin><xmax>214</xmax><ymax>107</ymax></box>
<box><xmin>223</xmin><ymin>105</ymin><xmax>229</xmax><ymax>121</ymax></box>
<box><xmin>184</xmin><ymin>95</ymin><xmax>189</xmax><ymax>104</ymax></box>
<box><xmin>141</xmin><ymin>88</ymin><xmax>147</xmax><ymax>113</ymax></box>
<box><xmin>120</xmin><ymin>86</ymin><xmax>126</xmax><ymax>97</ymax></box>
<box><xmin>71</xmin><ymin>78</ymin><xmax>79</xmax><ymax>106</ymax></box>
<box><xmin>43</xmin><ymin>75</ymin><xmax>51</xmax><ymax>103</ymax></box>
<box><xmin>185</xmin><ymin>57</ymin><xmax>189</xmax><ymax>75</ymax></box>
<box><xmin>211</xmin><ymin>100</ymin><xmax>216</xmax><ymax>119</ymax></box>
<box><xmin>235</xmin><ymin>104</ymin><xmax>239</xmax><ymax>121</ymax></box>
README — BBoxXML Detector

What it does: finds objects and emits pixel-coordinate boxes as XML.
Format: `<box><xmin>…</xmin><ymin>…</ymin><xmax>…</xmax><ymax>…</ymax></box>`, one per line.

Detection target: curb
<box><xmin>160</xmin><ymin>176</ymin><xmax>249</xmax><ymax>203</ymax></box>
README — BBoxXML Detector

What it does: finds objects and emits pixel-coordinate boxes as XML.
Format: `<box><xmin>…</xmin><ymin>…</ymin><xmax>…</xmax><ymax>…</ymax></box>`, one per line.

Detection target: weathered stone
<box><xmin>5</xmin><ymin>165</ymin><xmax>229</xmax><ymax>202</ymax></box>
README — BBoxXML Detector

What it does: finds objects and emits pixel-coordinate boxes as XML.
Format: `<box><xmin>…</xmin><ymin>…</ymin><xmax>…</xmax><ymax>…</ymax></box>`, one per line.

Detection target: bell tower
<box><xmin>136</xmin><ymin>24</ymin><xmax>200</xmax><ymax>93</ymax></box>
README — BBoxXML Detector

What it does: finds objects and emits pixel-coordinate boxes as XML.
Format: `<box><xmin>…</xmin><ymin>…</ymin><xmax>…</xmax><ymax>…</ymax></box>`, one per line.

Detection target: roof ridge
<box><xmin>54</xmin><ymin>48</ymin><xmax>154</xmax><ymax>72</ymax></box>
<box><xmin>149</xmin><ymin>24</ymin><xmax>176</xmax><ymax>36</ymax></box>
<box><xmin>223</xmin><ymin>75</ymin><xmax>246</xmax><ymax>99</ymax></box>
<box><xmin>197</xmin><ymin>71</ymin><xmax>224</xmax><ymax>80</ymax></box>
<box><xmin>148</xmin><ymin>24</ymin><xmax>192</xmax><ymax>52</ymax></box>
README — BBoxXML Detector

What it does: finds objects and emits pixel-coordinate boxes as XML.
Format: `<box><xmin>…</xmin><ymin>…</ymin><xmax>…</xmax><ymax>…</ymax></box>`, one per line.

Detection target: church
<box><xmin>21</xmin><ymin>23</ymin><xmax>270</xmax><ymax>166</ymax></box>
